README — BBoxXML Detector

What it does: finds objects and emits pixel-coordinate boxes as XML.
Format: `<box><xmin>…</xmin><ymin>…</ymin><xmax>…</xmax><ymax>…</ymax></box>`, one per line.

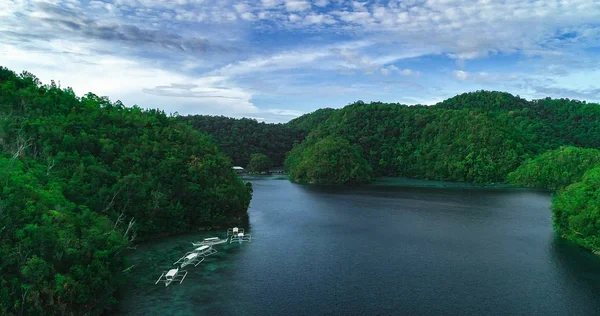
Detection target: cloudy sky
<box><xmin>2</xmin><ymin>0</ymin><xmax>600</xmax><ymax>122</ymax></box>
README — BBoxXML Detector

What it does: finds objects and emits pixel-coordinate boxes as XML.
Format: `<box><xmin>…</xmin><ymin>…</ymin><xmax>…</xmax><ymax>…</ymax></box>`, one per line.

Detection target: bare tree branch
<box><xmin>46</xmin><ymin>157</ymin><xmax>55</xmax><ymax>176</ymax></box>
<box><xmin>101</xmin><ymin>184</ymin><xmax>126</xmax><ymax>214</ymax></box>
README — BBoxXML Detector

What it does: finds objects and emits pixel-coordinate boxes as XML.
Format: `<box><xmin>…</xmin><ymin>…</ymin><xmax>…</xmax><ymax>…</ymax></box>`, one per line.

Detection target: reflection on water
<box><xmin>117</xmin><ymin>178</ymin><xmax>600</xmax><ymax>315</ymax></box>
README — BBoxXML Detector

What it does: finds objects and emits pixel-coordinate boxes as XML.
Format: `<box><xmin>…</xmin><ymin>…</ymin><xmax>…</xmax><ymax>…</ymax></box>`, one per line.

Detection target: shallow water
<box><xmin>117</xmin><ymin>177</ymin><xmax>600</xmax><ymax>315</ymax></box>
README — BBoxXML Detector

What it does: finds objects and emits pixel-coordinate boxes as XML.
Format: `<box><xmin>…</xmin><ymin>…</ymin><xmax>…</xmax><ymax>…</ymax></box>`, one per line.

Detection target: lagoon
<box><xmin>117</xmin><ymin>177</ymin><xmax>600</xmax><ymax>315</ymax></box>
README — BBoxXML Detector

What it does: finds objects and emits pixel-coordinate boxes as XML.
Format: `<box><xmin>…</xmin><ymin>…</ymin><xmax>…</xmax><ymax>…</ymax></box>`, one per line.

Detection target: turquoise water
<box><xmin>117</xmin><ymin>178</ymin><xmax>600</xmax><ymax>315</ymax></box>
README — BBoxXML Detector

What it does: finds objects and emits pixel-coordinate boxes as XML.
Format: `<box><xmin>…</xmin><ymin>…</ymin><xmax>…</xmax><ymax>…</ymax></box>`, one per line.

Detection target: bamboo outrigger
<box><xmin>155</xmin><ymin>268</ymin><xmax>188</xmax><ymax>287</ymax></box>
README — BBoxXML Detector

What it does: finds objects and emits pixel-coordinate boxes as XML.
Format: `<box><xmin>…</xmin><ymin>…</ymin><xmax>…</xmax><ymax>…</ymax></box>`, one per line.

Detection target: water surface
<box><xmin>118</xmin><ymin>177</ymin><xmax>600</xmax><ymax>315</ymax></box>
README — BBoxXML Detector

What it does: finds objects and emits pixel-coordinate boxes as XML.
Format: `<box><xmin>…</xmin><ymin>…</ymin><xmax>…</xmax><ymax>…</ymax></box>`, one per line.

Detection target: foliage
<box><xmin>179</xmin><ymin>115</ymin><xmax>305</xmax><ymax>167</ymax></box>
<box><xmin>247</xmin><ymin>153</ymin><xmax>272</xmax><ymax>173</ymax></box>
<box><xmin>435</xmin><ymin>90</ymin><xmax>530</xmax><ymax>111</ymax></box>
<box><xmin>0</xmin><ymin>157</ymin><xmax>130</xmax><ymax>315</ymax></box>
<box><xmin>508</xmin><ymin>146</ymin><xmax>600</xmax><ymax>189</ymax></box>
<box><xmin>286</xmin><ymin>108</ymin><xmax>336</xmax><ymax>132</ymax></box>
<box><xmin>552</xmin><ymin>166</ymin><xmax>600</xmax><ymax>254</ymax></box>
<box><xmin>291</xmin><ymin>92</ymin><xmax>600</xmax><ymax>184</ymax></box>
<box><xmin>285</xmin><ymin>136</ymin><xmax>374</xmax><ymax>184</ymax></box>
<box><xmin>0</xmin><ymin>66</ymin><xmax>252</xmax><ymax>315</ymax></box>
<box><xmin>300</xmin><ymin>103</ymin><xmax>534</xmax><ymax>183</ymax></box>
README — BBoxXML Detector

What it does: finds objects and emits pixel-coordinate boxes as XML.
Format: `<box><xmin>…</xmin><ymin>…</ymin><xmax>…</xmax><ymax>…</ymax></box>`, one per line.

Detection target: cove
<box><xmin>117</xmin><ymin>177</ymin><xmax>600</xmax><ymax>315</ymax></box>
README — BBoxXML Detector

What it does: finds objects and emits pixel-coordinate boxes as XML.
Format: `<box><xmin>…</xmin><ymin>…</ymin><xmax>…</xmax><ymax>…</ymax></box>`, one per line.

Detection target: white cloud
<box><xmin>0</xmin><ymin>40</ymin><xmax>258</xmax><ymax>116</ymax></box>
<box><xmin>351</xmin><ymin>1</ymin><xmax>367</xmax><ymax>12</ymax></box>
<box><xmin>313</xmin><ymin>0</ymin><xmax>328</xmax><ymax>7</ymax></box>
<box><xmin>2</xmin><ymin>0</ymin><xmax>600</xmax><ymax>121</ymax></box>
<box><xmin>240</xmin><ymin>11</ymin><xmax>256</xmax><ymax>21</ymax></box>
<box><xmin>454</xmin><ymin>70</ymin><xmax>469</xmax><ymax>80</ymax></box>
<box><xmin>304</xmin><ymin>13</ymin><xmax>336</xmax><ymax>25</ymax></box>
<box><xmin>288</xmin><ymin>13</ymin><xmax>301</xmax><ymax>22</ymax></box>
<box><xmin>261</xmin><ymin>0</ymin><xmax>281</xmax><ymax>9</ymax></box>
<box><xmin>285</xmin><ymin>0</ymin><xmax>311</xmax><ymax>12</ymax></box>
<box><xmin>233</xmin><ymin>3</ymin><xmax>250</xmax><ymax>14</ymax></box>
<box><xmin>264</xmin><ymin>108</ymin><xmax>304</xmax><ymax>117</ymax></box>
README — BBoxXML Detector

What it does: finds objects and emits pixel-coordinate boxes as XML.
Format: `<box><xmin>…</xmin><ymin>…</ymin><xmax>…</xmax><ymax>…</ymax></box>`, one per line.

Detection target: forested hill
<box><xmin>286</xmin><ymin>92</ymin><xmax>600</xmax><ymax>184</ymax></box>
<box><xmin>286</xmin><ymin>108</ymin><xmax>336</xmax><ymax>132</ymax></box>
<box><xmin>179</xmin><ymin>115</ymin><xmax>306</xmax><ymax>167</ymax></box>
<box><xmin>0</xmin><ymin>67</ymin><xmax>252</xmax><ymax>315</ymax></box>
<box><xmin>435</xmin><ymin>91</ymin><xmax>600</xmax><ymax>148</ymax></box>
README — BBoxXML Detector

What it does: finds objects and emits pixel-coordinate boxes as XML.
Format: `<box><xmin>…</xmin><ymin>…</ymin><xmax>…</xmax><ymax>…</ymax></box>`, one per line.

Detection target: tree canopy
<box><xmin>285</xmin><ymin>136</ymin><xmax>374</xmax><ymax>184</ymax></box>
<box><xmin>247</xmin><ymin>153</ymin><xmax>272</xmax><ymax>173</ymax></box>
<box><xmin>507</xmin><ymin>146</ymin><xmax>600</xmax><ymax>190</ymax></box>
<box><xmin>286</xmin><ymin>108</ymin><xmax>336</xmax><ymax>132</ymax></box>
<box><xmin>552</xmin><ymin>166</ymin><xmax>600</xmax><ymax>255</ymax></box>
<box><xmin>179</xmin><ymin>115</ymin><xmax>305</xmax><ymax>167</ymax></box>
<box><xmin>288</xmin><ymin>92</ymin><xmax>600</xmax><ymax>184</ymax></box>
<box><xmin>0</xmin><ymin>67</ymin><xmax>252</xmax><ymax>315</ymax></box>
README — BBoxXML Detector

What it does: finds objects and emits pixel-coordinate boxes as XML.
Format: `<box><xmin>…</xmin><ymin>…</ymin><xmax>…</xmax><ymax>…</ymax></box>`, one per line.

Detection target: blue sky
<box><xmin>1</xmin><ymin>0</ymin><xmax>600</xmax><ymax>122</ymax></box>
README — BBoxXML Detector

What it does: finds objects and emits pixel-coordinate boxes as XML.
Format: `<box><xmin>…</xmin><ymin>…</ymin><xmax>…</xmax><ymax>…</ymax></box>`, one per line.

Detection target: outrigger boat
<box><xmin>191</xmin><ymin>237</ymin><xmax>228</xmax><ymax>247</ymax></box>
<box><xmin>155</xmin><ymin>268</ymin><xmax>187</xmax><ymax>287</ymax></box>
<box><xmin>175</xmin><ymin>252</ymin><xmax>204</xmax><ymax>268</ymax></box>
<box><xmin>227</xmin><ymin>227</ymin><xmax>244</xmax><ymax>237</ymax></box>
<box><xmin>173</xmin><ymin>245</ymin><xmax>217</xmax><ymax>267</ymax></box>
<box><xmin>230</xmin><ymin>232</ymin><xmax>251</xmax><ymax>243</ymax></box>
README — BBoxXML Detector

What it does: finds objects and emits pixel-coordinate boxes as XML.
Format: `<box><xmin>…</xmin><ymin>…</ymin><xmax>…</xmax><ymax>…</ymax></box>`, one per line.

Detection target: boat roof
<box><xmin>204</xmin><ymin>237</ymin><xmax>220</xmax><ymax>241</ymax></box>
<box><xmin>186</xmin><ymin>253</ymin><xmax>198</xmax><ymax>259</ymax></box>
<box><xmin>195</xmin><ymin>245</ymin><xmax>209</xmax><ymax>251</ymax></box>
<box><xmin>166</xmin><ymin>269</ymin><xmax>178</xmax><ymax>277</ymax></box>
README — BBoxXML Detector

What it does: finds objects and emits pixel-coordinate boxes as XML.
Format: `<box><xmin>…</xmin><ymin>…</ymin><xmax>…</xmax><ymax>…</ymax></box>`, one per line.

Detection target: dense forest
<box><xmin>287</xmin><ymin>91</ymin><xmax>600</xmax><ymax>184</ymax></box>
<box><xmin>285</xmin><ymin>135</ymin><xmax>373</xmax><ymax>184</ymax></box>
<box><xmin>179</xmin><ymin>115</ymin><xmax>305</xmax><ymax>167</ymax></box>
<box><xmin>507</xmin><ymin>146</ymin><xmax>600</xmax><ymax>190</ymax></box>
<box><xmin>286</xmin><ymin>108</ymin><xmax>336</xmax><ymax>132</ymax></box>
<box><xmin>553</xmin><ymin>166</ymin><xmax>600</xmax><ymax>255</ymax></box>
<box><xmin>0</xmin><ymin>68</ymin><xmax>252</xmax><ymax>315</ymax></box>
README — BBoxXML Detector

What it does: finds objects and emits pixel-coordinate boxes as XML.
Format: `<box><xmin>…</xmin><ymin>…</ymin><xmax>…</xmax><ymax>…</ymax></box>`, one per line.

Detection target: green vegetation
<box><xmin>0</xmin><ymin>158</ymin><xmax>129</xmax><ymax>315</ymax></box>
<box><xmin>287</xmin><ymin>91</ymin><xmax>600</xmax><ymax>185</ymax></box>
<box><xmin>285</xmin><ymin>92</ymin><xmax>600</xmax><ymax>255</ymax></box>
<box><xmin>179</xmin><ymin>115</ymin><xmax>305</xmax><ymax>167</ymax></box>
<box><xmin>285</xmin><ymin>136</ymin><xmax>373</xmax><ymax>184</ymax></box>
<box><xmin>286</xmin><ymin>108</ymin><xmax>336</xmax><ymax>132</ymax></box>
<box><xmin>247</xmin><ymin>153</ymin><xmax>272</xmax><ymax>173</ymax></box>
<box><xmin>552</xmin><ymin>166</ymin><xmax>600</xmax><ymax>255</ymax></box>
<box><xmin>3</xmin><ymin>64</ymin><xmax>600</xmax><ymax>315</ymax></box>
<box><xmin>294</xmin><ymin>101</ymin><xmax>534</xmax><ymax>183</ymax></box>
<box><xmin>507</xmin><ymin>147</ymin><xmax>600</xmax><ymax>190</ymax></box>
<box><xmin>0</xmin><ymin>67</ymin><xmax>252</xmax><ymax>315</ymax></box>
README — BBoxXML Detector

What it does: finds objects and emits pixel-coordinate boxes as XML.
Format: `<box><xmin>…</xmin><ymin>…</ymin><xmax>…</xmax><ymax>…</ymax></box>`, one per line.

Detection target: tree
<box><xmin>507</xmin><ymin>146</ymin><xmax>600</xmax><ymax>189</ymax></box>
<box><xmin>285</xmin><ymin>136</ymin><xmax>374</xmax><ymax>184</ymax></box>
<box><xmin>247</xmin><ymin>153</ymin><xmax>272</xmax><ymax>173</ymax></box>
<box><xmin>179</xmin><ymin>115</ymin><xmax>306</xmax><ymax>167</ymax></box>
<box><xmin>0</xmin><ymin>66</ymin><xmax>253</xmax><ymax>315</ymax></box>
<box><xmin>552</xmin><ymin>166</ymin><xmax>600</xmax><ymax>255</ymax></box>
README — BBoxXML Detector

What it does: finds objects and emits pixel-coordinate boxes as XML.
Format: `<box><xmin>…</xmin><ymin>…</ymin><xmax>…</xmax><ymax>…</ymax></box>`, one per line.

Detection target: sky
<box><xmin>1</xmin><ymin>0</ymin><xmax>600</xmax><ymax>122</ymax></box>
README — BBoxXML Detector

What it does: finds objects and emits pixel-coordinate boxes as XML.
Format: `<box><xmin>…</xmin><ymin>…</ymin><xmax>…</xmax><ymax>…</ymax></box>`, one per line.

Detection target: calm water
<box><xmin>117</xmin><ymin>177</ymin><xmax>600</xmax><ymax>315</ymax></box>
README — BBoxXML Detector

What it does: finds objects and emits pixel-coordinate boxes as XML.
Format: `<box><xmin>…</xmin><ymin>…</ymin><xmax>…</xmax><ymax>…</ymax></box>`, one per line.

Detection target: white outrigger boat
<box><xmin>155</xmin><ymin>268</ymin><xmax>187</xmax><ymax>287</ymax></box>
<box><xmin>227</xmin><ymin>227</ymin><xmax>244</xmax><ymax>237</ymax></box>
<box><xmin>230</xmin><ymin>232</ymin><xmax>251</xmax><ymax>243</ymax></box>
<box><xmin>173</xmin><ymin>245</ymin><xmax>217</xmax><ymax>267</ymax></box>
<box><xmin>174</xmin><ymin>252</ymin><xmax>204</xmax><ymax>268</ymax></box>
<box><xmin>191</xmin><ymin>237</ymin><xmax>228</xmax><ymax>247</ymax></box>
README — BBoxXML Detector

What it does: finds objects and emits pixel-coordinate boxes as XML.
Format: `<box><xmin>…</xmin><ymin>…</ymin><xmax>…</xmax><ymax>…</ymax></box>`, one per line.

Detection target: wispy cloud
<box><xmin>1</xmin><ymin>0</ymin><xmax>599</xmax><ymax>122</ymax></box>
